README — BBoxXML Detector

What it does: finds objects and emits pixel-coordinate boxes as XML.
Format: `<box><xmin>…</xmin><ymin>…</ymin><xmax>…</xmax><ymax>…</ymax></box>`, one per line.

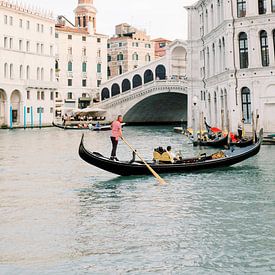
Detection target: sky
<box><xmin>23</xmin><ymin>0</ymin><xmax>198</xmax><ymax>40</ymax></box>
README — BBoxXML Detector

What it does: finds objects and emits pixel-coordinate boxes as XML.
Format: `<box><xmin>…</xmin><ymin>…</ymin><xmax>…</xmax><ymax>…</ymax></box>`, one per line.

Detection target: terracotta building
<box><xmin>152</xmin><ymin>38</ymin><xmax>172</xmax><ymax>58</ymax></box>
<box><xmin>107</xmin><ymin>23</ymin><xmax>155</xmax><ymax>79</ymax></box>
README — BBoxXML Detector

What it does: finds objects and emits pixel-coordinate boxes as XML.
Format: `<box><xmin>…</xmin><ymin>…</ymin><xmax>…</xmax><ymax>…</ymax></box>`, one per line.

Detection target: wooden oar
<box><xmin>120</xmin><ymin>136</ymin><xmax>167</xmax><ymax>185</ymax></box>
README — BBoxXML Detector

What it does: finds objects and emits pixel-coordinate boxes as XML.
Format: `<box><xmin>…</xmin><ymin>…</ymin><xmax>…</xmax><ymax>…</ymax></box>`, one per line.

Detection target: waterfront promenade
<box><xmin>0</xmin><ymin>126</ymin><xmax>274</xmax><ymax>274</ymax></box>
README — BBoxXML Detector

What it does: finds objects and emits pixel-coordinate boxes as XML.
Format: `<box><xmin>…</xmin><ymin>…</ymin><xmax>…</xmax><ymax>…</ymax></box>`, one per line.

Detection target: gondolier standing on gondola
<box><xmin>110</xmin><ymin>115</ymin><xmax>123</xmax><ymax>161</ymax></box>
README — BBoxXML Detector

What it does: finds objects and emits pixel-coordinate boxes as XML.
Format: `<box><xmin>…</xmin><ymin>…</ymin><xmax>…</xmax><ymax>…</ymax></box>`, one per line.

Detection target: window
<box><xmin>36</xmin><ymin>43</ymin><xmax>39</xmax><ymax>54</ymax></box>
<box><xmin>237</xmin><ymin>0</ymin><xmax>246</xmax><ymax>17</ymax></box>
<box><xmin>26</xmin><ymin>41</ymin><xmax>30</xmax><ymax>52</ymax></box>
<box><xmin>68</xmin><ymin>35</ymin><xmax>72</xmax><ymax>40</ymax></box>
<box><xmin>50</xmin><ymin>27</ymin><xmax>53</xmax><ymax>35</ymax></box>
<box><xmin>68</xmin><ymin>61</ymin><xmax>73</xmax><ymax>72</ymax></box>
<box><xmin>50</xmin><ymin>91</ymin><xmax>54</xmax><ymax>100</ymax></box>
<box><xmin>67</xmin><ymin>92</ymin><xmax>73</xmax><ymax>99</ymax></box>
<box><xmin>117</xmin><ymin>53</ymin><xmax>124</xmax><ymax>61</ymax></box>
<box><xmin>37</xmin><ymin>23</ymin><xmax>40</xmax><ymax>32</ymax></box>
<box><xmin>97</xmin><ymin>80</ymin><xmax>101</xmax><ymax>87</ymax></box>
<box><xmin>241</xmin><ymin>87</ymin><xmax>251</xmax><ymax>123</ymax></box>
<box><xmin>260</xmin><ymin>30</ymin><xmax>269</xmax><ymax>67</ymax></box>
<box><xmin>50</xmin><ymin>108</ymin><xmax>53</xmax><ymax>113</ymax></box>
<box><xmin>55</xmin><ymin>33</ymin><xmax>59</xmax><ymax>38</ymax></box>
<box><xmin>145</xmin><ymin>54</ymin><xmax>151</xmax><ymax>62</ymax></box>
<box><xmin>27</xmin><ymin>91</ymin><xmax>30</xmax><ymax>100</ymax></box>
<box><xmin>119</xmin><ymin>42</ymin><xmax>123</xmax><ymax>47</ymax></box>
<box><xmin>145</xmin><ymin>43</ymin><xmax>151</xmax><ymax>48</ymax></box>
<box><xmin>19</xmin><ymin>19</ymin><xmax>23</xmax><ymax>28</ymax></box>
<box><xmin>9</xmin><ymin>64</ymin><xmax>13</xmax><ymax>79</ymax></box>
<box><xmin>37</xmin><ymin>67</ymin><xmax>40</xmax><ymax>80</ymax></box>
<box><xmin>9</xmin><ymin>16</ymin><xmax>13</xmax><ymax>25</ymax></box>
<box><xmin>259</xmin><ymin>0</ymin><xmax>267</xmax><ymax>14</ymax></box>
<box><xmin>4</xmin><ymin>15</ymin><xmax>7</xmax><ymax>24</ymax></box>
<box><xmin>50</xmin><ymin>69</ymin><xmax>53</xmax><ymax>82</ymax></box>
<box><xmin>26</xmin><ymin>66</ymin><xmax>30</xmax><ymax>79</ymax></box>
<box><xmin>83</xmin><ymin>47</ymin><xmax>87</xmax><ymax>56</ymax></box>
<box><xmin>68</xmin><ymin>79</ymin><xmax>72</xmax><ymax>86</ymax></box>
<box><xmin>4</xmin><ymin>63</ymin><xmax>8</xmax><ymax>78</ymax></box>
<box><xmin>37</xmin><ymin>107</ymin><xmax>44</xmax><ymax>113</ymax></box>
<box><xmin>26</xmin><ymin>20</ymin><xmax>30</xmax><ymax>29</ymax></box>
<box><xmin>19</xmin><ymin>40</ymin><xmax>23</xmax><ymax>51</ymax></box>
<box><xmin>82</xmin><ymin>79</ymin><xmax>87</xmax><ymax>87</ymax></box>
<box><xmin>272</xmin><ymin>0</ymin><xmax>275</xmax><ymax>12</ymax></box>
<box><xmin>82</xmin><ymin>62</ymin><xmax>87</xmax><ymax>72</ymax></box>
<box><xmin>132</xmin><ymin>52</ymin><xmax>139</xmax><ymax>61</ymax></box>
<box><xmin>20</xmin><ymin>65</ymin><xmax>23</xmax><ymax>79</ymax></box>
<box><xmin>4</xmin><ymin>37</ymin><xmax>7</xmax><ymax>48</ymax></box>
<box><xmin>97</xmin><ymin>63</ymin><xmax>101</xmax><ymax>73</ymax></box>
<box><xmin>37</xmin><ymin>91</ymin><xmax>40</xmax><ymax>100</ymax></box>
<box><xmin>68</xmin><ymin>47</ymin><xmax>72</xmax><ymax>55</ymax></box>
<box><xmin>107</xmin><ymin>66</ymin><xmax>111</xmax><ymax>78</ymax></box>
<box><xmin>27</xmin><ymin>107</ymin><xmax>30</xmax><ymax>114</ymax></box>
<box><xmin>97</xmin><ymin>38</ymin><xmax>101</xmax><ymax>43</ymax></box>
<box><xmin>50</xmin><ymin>45</ymin><xmax>53</xmax><ymax>56</ymax></box>
<box><xmin>82</xmin><ymin>36</ymin><xmax>86</xmax><ymax>42</ymax></box>
<box><xmin>9</xmin><ymin>38</ymin><xmax>13</xmax><ymax>49</ymax></box>
<box><xmin>41</xmin><ymin>91</ymin><xmax>45</xmax><ymax>100</ymax></box>
<box><xmin>41</xmin><ymin>24</ymin><xmax>44</xmax><ymax>33</ymax></box>
<box><xmin>107</xmin><ymin>55</ymin><xmax>111</xmax><ymax>62</ymax></box>
<box><xmin>97</xmin><ymin>50</ymin><xmax>101</xmax><ymax>57</ymax></box>
<box><xmin>118</xmin><ymin>65</ymin><xmax>123</xmax><ymax>75</ymax></box>
<box><xmin>107</xmin><ymin>43</ymin><xmax>110</xmax><ymax>48</ymax></box>
<box><xmin>239</xmin><ymin>32</ymin><xmax>249</xmax><ymax>69</ymax></box>
<box><xmin>273</xmin><ymin>30</ymin><xmax>275</xmax><ymax>56</ymax></box>
<box><xmin>41</xmin><ymin>44</ymin><xmax>44</xmax><ymax>54</ymax></box>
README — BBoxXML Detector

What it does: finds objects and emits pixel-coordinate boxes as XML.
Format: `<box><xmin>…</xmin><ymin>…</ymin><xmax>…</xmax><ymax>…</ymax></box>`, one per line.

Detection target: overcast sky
<box><xmin>24</xmin><ymin>0</ymin><xmax>197</xmax><ymax>40</ymax></box>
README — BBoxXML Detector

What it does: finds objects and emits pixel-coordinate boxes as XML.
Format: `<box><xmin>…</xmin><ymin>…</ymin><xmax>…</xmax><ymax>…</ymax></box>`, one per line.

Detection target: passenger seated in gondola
<box><xmin>166</xmin><ymin>146</ymin><xmax>180</xmax><ymax>162</ymax></box>
<box><xmin>95</xmin><ymin>121</ymin><xmax>100</xmax><ymax>128</ymax></box>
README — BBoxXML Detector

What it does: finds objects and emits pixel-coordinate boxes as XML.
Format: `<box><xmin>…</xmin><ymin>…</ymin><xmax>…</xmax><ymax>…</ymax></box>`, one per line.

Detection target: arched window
<box><xmin>132</xmin><ymin>52</ymin><xmax>139</xmax><ymax>61</ymax></box>
<box><xmin>237</xmin><ymin>0</ymin><xmax>246</xmax><ymax>17</ymax></box>
<box><xmin>26</xmin><ymin>66</ymin><xmax>30</xmax><ymax>80</ymax></box>
<box><xmin>241</xmin><ymin>87</ymin><xmax>251</xmax><ymax>123</ymax></box>
<box><xmin>132</xmin><ymin>74</ymin><xmax>142</xmax><ymax>88</ymax></box>
<box><xmin>82</xmin><ymin>62</ymin><xmax>87</xmax><ymax>73</ymax></box>
<box><xmin>68</xmin><ymin>61</ymin><xmax>72</xmax><ymax>72</ymax></box>
<box><xmin>55</xmin><ymin>60</ymin><xmax>59</xmax><ymax>70</ymax></box>
<box><xmin>122</xmin><ymin>79</ymin><xmax>131</xmax><ymax>92</ymax></box>
<box><xmin>4</xmin><ymin>63</ymin><xmax>8</xmax><ymax>78</ymax></box>
<box><xmin>144</xmin><ymin>69</ymin><xmax>154</xmax><ymax>84</ymax></box>
<box><xmin>10</xmin><ymin>64</ymin><xmax>13</xmax><ymax>79</ymax></box>
<box><xmin>19</xmin><ymin>65</ymin><xmax>23</xmax><ymax>79</ymax></box>
<box><xmin>41</xmin><ymin>68</ymin><xmax>44</xmax><ymax>81</ymax></box>
<box><xmin>258</xmin><ymin>0</ymin><xmax>267</xmax><ymax>14</ymax></box>
<box><xmin>101</xmin><ymin>88</ymin><xmax>110</xmax><ymax>100</ymax></box>
<box><xmin>239</xmin><ymin>32</ymin><xmax>249</xmax><ymax>69</ymax></box>
<box><xmin>107</xmin><ymin>66</ymin><xmax>111</xmax><ymax>78</ymax></box>
<box><xmin>260</xmin><ymin>30</ymin><xmax>269</xmax><ymax>67</ymax></box>
<box><xmin>145</xmin><ymin>54</ymin><xmax>151</xmax><ymax>62</ymax></box>
<box><xmin>212</xmin><ymin>43</ymin><xmax>216</xmax><ymax>75</ymax></box>
<box><xmin>117</xmin><ymin>53</ymin><xmax>124</xmax><ymax>61</ymax></box>
<box><xmin>118</xmin><ymin>65</ymin><xmax>123</xmax><ymax>75</ymax></box>
<box><xmin>111</xmin><ymin>83</ymin><xmax>120</xmax><ymax>97</ymax></box>
<box><xmin>37</xmin><ymin>67</ymin><xmax>40</xmax><ymax>80</ymax></box>
<box><xmin>155</xmin><ymin>65</ymin><xmax>166</xmax><ymax>80</ymax></box>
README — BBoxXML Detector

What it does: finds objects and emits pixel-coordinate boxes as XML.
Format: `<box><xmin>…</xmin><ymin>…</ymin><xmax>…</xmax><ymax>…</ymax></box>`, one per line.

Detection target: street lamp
<box><xmin>193</xmin><ymin>95</ymin><xmax>198</xmax><ymax>145</ymax></box>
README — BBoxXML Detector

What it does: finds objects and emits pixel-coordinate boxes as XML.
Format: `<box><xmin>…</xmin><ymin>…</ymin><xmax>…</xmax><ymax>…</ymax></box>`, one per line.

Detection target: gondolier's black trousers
<box><xmin>110</xmin><ymin>137</ymin><xmax>118</xmax><ymax>157</ymax></box>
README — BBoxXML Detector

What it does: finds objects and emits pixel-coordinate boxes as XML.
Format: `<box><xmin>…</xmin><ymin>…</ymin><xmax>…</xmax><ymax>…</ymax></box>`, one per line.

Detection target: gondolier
<box><xmin>110</xmin><ymin>115</ymin><xmax>123</xmax><ymax>161</ymax></box>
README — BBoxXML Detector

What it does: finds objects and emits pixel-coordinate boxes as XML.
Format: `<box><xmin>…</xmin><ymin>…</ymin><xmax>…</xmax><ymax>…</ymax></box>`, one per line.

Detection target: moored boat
<box><xmin>79</xmin><ymin>129</ymin><xmax>263</xmax><ymax>177</ymax></box>
<box><xmin>52</xmin><ymin>122</ymin><xmax>112</xmax><ymax>131</ymax></box>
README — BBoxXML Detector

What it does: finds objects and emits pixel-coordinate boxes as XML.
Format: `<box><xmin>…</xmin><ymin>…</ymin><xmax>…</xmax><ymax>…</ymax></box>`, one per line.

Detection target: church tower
<box><xmin>74</xmin><ymin>0</ymin><xmax>97</xmax><ymax>33</ymax></box>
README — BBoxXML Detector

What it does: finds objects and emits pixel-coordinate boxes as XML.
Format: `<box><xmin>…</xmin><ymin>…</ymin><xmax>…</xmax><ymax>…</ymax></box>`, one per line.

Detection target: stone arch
<box><xmin>155</xmin><ymin>65</ymin><xmax>166</xmax><ymax>80</ymax></box>
<box><xmin>132</xmin><ymin>74</ymin><xmax>142</xmax><ymax>88</ymax></box>
<box><xmin>144</xmin><ymin>69</ymin><xmax>154</xmax><ymax>84</ymax></box>
<box><xmin>122</xmin><ymin>79</ymin><xmax>131</xmax><ymax>92</ymax></box>
<box><xmin>10</xmin><ymin>90</ymin><xmax>21</xmax><ymax>124</ymax></box>
<box><xmin>101</xmin><ymin>88</ymin><xmax>110</xmax><ymax>101</ymax></box>
<box><xmin>0</xmin><ymin>89</ymin><xmax>7</xmax><ymax>125</ymax></box>
<box><xmin>111</xmin><ymin>83</ymin><xmax>120</xmax><ymax>97</ymax></box>
<box><xmin>171</xmin><ymin>46</ymin><xmax>187</xmax><ymax>78</ymax></box>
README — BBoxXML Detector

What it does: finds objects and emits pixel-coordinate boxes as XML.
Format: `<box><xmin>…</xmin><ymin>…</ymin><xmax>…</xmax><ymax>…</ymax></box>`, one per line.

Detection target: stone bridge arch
<box><xmin>0</xmin><ymin>88</ymin><xmax>7</xmax><ymax>125</ymax></box>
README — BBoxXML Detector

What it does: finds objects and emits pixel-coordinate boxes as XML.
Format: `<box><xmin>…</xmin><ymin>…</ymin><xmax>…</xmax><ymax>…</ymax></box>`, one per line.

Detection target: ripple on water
<box><xmin>0</xmin><ymin>127</ymin><xmax>274</xmax><ymax>274</ymax></box>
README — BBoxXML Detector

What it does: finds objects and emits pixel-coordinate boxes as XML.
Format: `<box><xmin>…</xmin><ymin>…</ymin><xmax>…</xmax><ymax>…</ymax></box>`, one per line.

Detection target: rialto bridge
<box><xmin>96</xmin><ymin>40</ymin><xmax>192</xmax><ymax>124</ymax></box>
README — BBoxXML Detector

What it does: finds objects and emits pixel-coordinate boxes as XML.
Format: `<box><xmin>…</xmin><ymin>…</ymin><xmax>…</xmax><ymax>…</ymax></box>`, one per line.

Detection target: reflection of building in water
<box><xmin>186</xmin><ymin>0</ymin><xmax>275</xmax><ymax>133</ymax></box>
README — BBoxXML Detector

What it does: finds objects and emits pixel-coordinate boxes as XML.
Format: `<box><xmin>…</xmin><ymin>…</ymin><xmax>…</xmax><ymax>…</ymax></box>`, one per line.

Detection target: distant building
<box><xmin>152</xmin><ymin>38</ymin><xmax>172</xmax><ymax>58</ymax></box>
<box><xmin>0</xmin><ymin>0</ymin><xmax>56</xmax><ymax>128</ymax></box>
<box><xmin>55</xmin><ymin>0</ymin><xmax>108</xmax><ymax>116</ymax></box>
<box><xmin>107</xmin><ymin>23</ymin><xmax>155</xmax><ymax>79</ymax></box>
<box><xmin>186</xmin><ymin>0</ymin><xmax>275</xmax><ymax>133</ymax></box>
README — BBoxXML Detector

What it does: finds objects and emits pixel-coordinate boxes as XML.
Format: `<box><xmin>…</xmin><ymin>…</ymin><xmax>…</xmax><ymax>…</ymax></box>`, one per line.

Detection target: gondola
<box><xmin>231</xmin><ymin>138</ymin><xmax>254</xmax><ymax>148</ymax></box>
<box><xmin>78</xmin><ymin>129</ymin><xmax>263</xmax><ymax>177</ymax></box>
<box><xmin>52</xmin><ymin>122</ymin><xmax>111</xmax><ymax>131</ymax></box>
<box><xmin>193</xmin><ymin>134</ymin><xmax>229</xmax><ymax>148</ymax></box>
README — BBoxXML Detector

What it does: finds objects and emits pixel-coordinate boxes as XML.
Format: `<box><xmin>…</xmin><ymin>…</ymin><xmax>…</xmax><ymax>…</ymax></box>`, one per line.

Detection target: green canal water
<box><xmin>0</xmin><ymin>126</ymin><xmax>274</xmax><ymax>274</ymax></box>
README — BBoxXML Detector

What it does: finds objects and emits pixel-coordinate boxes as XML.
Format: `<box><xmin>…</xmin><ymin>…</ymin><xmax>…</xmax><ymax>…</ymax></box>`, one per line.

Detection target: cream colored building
<box><xmin>55</xmin><ymin>0</ymin><xmax>108</xmax><ymax>116</ymax></box>
<box><xmin>186</xmin><ymin>0</ymin><xmax>275</xmax><ymax>134</ymax></box>
<box><xmin>107</xmin><ymin>23</ymin><xmax>155</xmax><ymax>79</ymax></box>
<box><xmin>0</xmin><ymin>0</ymin><xmax>56</xmax><ymax>128</ymax></box>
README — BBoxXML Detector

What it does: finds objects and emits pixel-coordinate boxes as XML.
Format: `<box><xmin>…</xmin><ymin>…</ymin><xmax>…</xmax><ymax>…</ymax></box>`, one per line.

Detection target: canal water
<box><xmin>0</xmin><ymin>126</ymin><xmax>274</xmax><ymax>274</ymax></box>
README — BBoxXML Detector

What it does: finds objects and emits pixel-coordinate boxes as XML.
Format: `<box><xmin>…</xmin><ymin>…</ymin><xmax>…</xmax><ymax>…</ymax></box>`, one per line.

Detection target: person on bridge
<box><xmin>110</xmin><ymin>115</ymin><xmax>123</xmax><ymax>161</ymax></box>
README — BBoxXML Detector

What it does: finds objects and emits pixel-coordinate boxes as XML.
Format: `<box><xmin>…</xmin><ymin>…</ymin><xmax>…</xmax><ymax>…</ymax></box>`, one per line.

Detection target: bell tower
<box><xmin>74</xmin><ymin>0</ymin><xmax>97</xmax><ymax>33</ymax></box>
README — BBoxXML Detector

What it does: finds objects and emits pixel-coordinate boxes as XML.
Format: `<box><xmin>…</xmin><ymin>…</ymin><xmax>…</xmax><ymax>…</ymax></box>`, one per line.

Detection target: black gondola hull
<box><xmin>79</xmin><ymin>129</ymin><xmax>263</xmax><ymax>176</ymax></box>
